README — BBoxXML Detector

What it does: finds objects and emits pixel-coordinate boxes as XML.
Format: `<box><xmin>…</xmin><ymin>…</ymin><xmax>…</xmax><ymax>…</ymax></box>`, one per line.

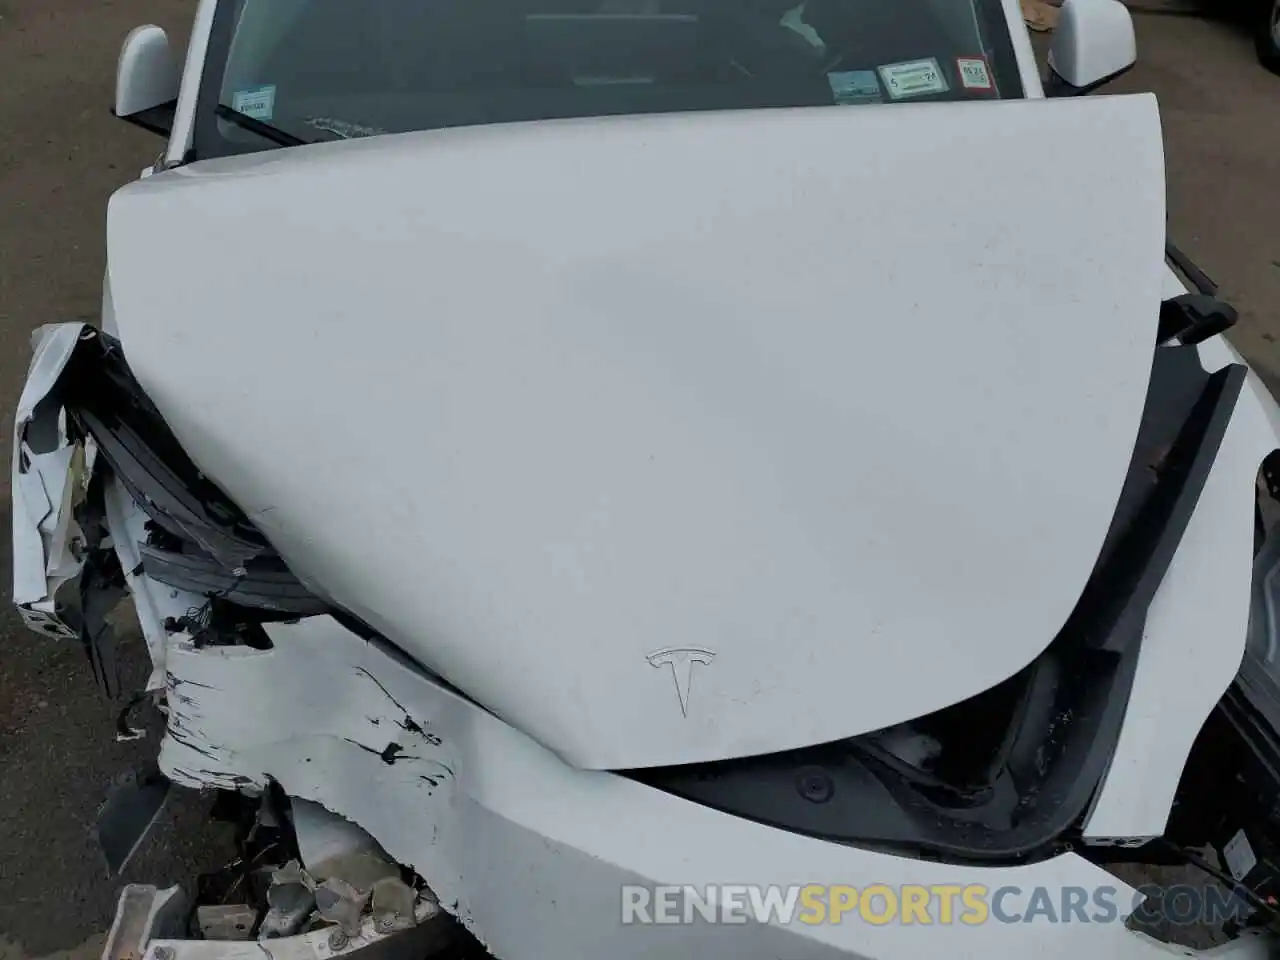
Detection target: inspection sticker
<box><xmin>877</xmin><ymin>58</ymin><xmax>948</xmax><ymax>100</ymax></box>
<box><xmin>232</xmin><ymin>84</ymin><xmax>277</xmax><ymax>121</ymax></box>
<box><xmin>827</xmin><ymin>70</ymin><xmax>882</xmax><ymax>104</ymax></box>
<box><xmin>957</xmin><ymin>56</ymin><xmax>993</xmax><ymax>91</ymax></box>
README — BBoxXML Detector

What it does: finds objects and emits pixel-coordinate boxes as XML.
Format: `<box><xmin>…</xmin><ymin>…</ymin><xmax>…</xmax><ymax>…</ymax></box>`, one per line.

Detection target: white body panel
<box><xmin>108</xmin><ymin>95</ymin><xmax>1165</xmax><ymax>769</ymax></box>
<box><xmin>115</xmin><ymin>26</ymin><xmax>180</xmax><ymax>118</ymax></box>
<box><xmin>11</xmin><ymin>325</ymin><xmax>96</xmax><ymax>630</ymax></box>
<box><xmin>1048</xmin><ymin>0</ymin><xmax>1137</xmax><ymax>89</ymax></box>
<box><xmin>151</xmin><ymin>613</ymin><xmax>1269</xmax><ymax>960</ymax></box>
<box><xmin>1084</xmin><ymin>330</ymin><xmax>1278</xmax><ymax>840</ymax></box>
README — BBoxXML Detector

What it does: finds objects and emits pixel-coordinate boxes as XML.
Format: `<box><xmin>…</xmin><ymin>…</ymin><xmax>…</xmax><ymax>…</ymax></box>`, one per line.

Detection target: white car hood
<box><xmin>106</xmin><ymin>95</ymin><xmax>1166</xmax><ymax>770</ymax></box>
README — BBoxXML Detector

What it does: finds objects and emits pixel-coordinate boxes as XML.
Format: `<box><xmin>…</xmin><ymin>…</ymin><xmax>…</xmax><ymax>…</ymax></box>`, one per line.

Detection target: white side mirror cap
<box><xmin>1047</xmin><ymin>0</ymin><xmax>1137</xmax><ymax>94</ymax></box>
<box><xmin>115</xmin><ymin>25</ymin><xmax>179</xmax><ymax>118</ymax></box>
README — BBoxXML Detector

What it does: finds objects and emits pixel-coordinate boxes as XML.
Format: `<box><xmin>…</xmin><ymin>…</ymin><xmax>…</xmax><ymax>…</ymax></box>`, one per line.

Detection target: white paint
<box><xmin>109</xmin><ymin>96</ymin><xmax>1166</xmax><ymax>769</ymax></box>
<box><xmin>114</xmin><ymin>26</ymin><xmax>179</xmax><ymax>119</ymax></box>
<box><xmin>155</xmin><ymin>614</ymin><xmax>1271</xmax><ymax>960</ymax></box>
<box><xmin>10</xmin><ymin>321</ymin><xmax>205</xmax><ymax>663</ymax></box>
<box><xmin>1084</xmin><ymin>335</ymin><xmax>1280</xmax><ymax>838</ymax></box>
<box><xmin>11</xmin><ymin>324</ymin><xmax>89</xmax><ymax>610</ymax></box>
<box><xmin>1083</xmin><ymin>351</ymin><xmax>1270</xmax><ymax>838</ymax></box>
<box><xmin>1161</xmin><ymin>262</ymin><xmax>1190</xmax><ymax>300</ymax></box>
<box><xmin>1048</xmin><ymin>0</ymin><xmax>1137</xmax><ymax>90</ymax></box>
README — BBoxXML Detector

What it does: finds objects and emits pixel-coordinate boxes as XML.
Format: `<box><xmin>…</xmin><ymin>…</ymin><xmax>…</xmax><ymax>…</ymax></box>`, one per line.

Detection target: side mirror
<box><xmin>1045</xmin><ymin>0</ymin><xmax>1137</xmax><ymax>96</ymax></box>
<box><xmin>115</xmin><ymin>25</ymin><xmax>180</xmax><ymax>137</ymax></box>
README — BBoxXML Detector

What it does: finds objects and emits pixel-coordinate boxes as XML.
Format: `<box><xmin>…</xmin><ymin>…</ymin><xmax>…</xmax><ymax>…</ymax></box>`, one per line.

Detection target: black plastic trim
<box><xmin>114</xmin><ymin>99</ymin><xmax>178</xmax><ymax>138</ymax></box>
<box><xmin>139</xmin><ymin>544</ymin><xmax>331</xmax><ymax>616</ymax></box>
<box><xmin>1166</xmin><ymin>241</ymin><xmax>1219</xmax><ymax>297</ymax></box>
<box><xmin>629</xmin><ymin>354</ymin><xmax>1246</xmax><ymax>863</ymax></box>
<box><xmin>1044</xmin><ymin>62</ymin><xmax>1134</xmax><ymax>97</ymax></box>
<box><xmin>56</xmin><ymin>330</ymin><xmax>325</xmax><ymax>614</ymax></box>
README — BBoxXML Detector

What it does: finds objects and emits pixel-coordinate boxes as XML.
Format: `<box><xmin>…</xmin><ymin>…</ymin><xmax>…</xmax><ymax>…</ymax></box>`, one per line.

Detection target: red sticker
<box><xmin>956</xmin><ymin>56</ymin><xmax>993</xmax><ymax>91</ymax></box>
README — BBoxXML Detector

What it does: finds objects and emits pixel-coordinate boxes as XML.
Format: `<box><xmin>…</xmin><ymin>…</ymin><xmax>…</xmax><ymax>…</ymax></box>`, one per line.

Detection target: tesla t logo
<box><xmin>646</xmin><ymin>647</ymin><xmax>715</xmax><ymax>717</ymax></box>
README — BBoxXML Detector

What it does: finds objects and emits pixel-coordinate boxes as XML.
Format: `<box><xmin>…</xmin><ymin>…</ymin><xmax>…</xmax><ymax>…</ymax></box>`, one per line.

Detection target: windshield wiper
<box><xmin>215</xmin><ymin>103</ymin><xmax>309</xmax><ymax>148</ymax></box>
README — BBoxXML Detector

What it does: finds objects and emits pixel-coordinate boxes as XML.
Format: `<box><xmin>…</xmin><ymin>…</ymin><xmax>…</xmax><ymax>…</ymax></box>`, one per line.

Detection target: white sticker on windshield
<box><xmin>957</xmin><ymin>56</ymin><xmax>993</xmax><ymax>91</ymax></box>
<box><xmin>877</xmin><ymin>58</ymin><xmax>948</xmax><ymax>100</ymax></box>
<box><xmin>232</xmin><ymin>84</ymin><xmax>277</xmax><ymax>121</ymax></box>
<box><xmin>827</xmin><ymin>70</ymin><xmax>881</xmax><ymax>104</ymax></box>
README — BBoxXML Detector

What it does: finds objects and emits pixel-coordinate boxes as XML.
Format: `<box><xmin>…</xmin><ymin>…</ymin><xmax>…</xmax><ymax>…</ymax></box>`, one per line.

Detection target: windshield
<box><xmin>195</xmin><ymin>0</ymin><xmax>1024</xmax><ymax>156</ymax></box>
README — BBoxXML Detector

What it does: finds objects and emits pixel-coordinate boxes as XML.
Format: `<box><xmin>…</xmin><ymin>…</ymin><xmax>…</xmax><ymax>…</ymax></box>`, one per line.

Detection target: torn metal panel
<box><xmin>15</xmin><ymin>324</ymin><xmax>90</xmax><ymax>424</ymax></box>
<box><xmin>12</xmin><ymin>323</ymin><xmax>94</xmax><ymax>616</ymax></box>
<box><xmin>17</xmin><ymin>466</ymin><xmax>52</xmax><ymax>533</ymax></box>
<box><xmin>154</xmin><ymin>619</ymin><xmax>465</xmax><ymax>930</ymax></box>
<box><xmin>157</xmin><ymin>621</ymin><xmax>458</xmax><ymax>800</ymax></box>
<box><xmin>38</xmin><ymin>439</ymin><xmax>96</xmax><ymax>577</ymax></box>
<box><xmin>11</xmin><ymin>321</ymin><xmax>318</xmax><ymax>677</ymax></box>
<box><xmin>10</xmin><ymin>323</ymin><xmax>128</xmax><ymax>695</ymax></box>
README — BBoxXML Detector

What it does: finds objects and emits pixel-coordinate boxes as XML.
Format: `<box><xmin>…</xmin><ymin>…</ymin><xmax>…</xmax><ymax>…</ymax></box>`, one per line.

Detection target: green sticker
<box><xmin>877</xmin><ymin>59</ymin><xmax>948</xmax><ymax>100</ymax></box>
<box><xmin>232</xmin><ymin>84</ymin><xmax>277</xmax><ymax>121</ymax></box>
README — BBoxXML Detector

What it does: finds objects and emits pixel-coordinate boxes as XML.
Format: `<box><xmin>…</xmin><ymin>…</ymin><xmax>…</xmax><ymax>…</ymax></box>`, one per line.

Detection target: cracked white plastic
<box><xmin>150</xmin><ymin>613</ymin><xmax>1267</xmax><ymax>960</ymax></box>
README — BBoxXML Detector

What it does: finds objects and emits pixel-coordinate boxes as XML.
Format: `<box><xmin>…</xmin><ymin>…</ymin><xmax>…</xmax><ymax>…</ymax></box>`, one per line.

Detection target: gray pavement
<box><xmin>0</xmin><ymin>1</ymin><xmax>1277</xmax><ymax>955</ymax></box>
<box><xmin>1</xmin><ymin>4</ymin><xmax>239</xmax><ymax>953</ymax></box>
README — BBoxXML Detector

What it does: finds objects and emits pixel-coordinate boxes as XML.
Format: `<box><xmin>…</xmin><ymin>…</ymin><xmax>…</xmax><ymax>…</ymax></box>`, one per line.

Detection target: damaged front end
<box><xmin>22</xmin><ymin>317</ymin><xmax>1280</xmax><ymax>960</ymax></box>
<box><xmin>12</xmin><ymin>323</ymin><xmax>326</xmax><ymax>694</ymax></box>
<box><xmin>100</xmin><ymin>795</ymin><xmax>458</xmax><ymax>960</ymax></box>
<box><xmin>12</xmin><ymin>324</ymin><xmax>465</xmax><ymax>957</ymax></box>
